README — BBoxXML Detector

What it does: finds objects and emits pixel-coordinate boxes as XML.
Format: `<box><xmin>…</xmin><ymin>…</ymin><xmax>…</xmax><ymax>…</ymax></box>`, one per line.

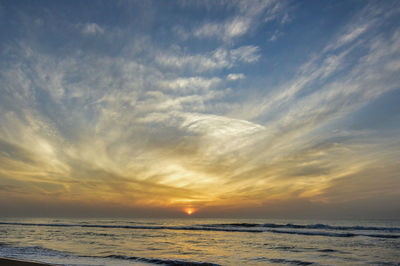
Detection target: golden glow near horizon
<box><xmin>0</xmin><ymin>1</ymin><xmax>399</xmax><ymax>218</ymax></box>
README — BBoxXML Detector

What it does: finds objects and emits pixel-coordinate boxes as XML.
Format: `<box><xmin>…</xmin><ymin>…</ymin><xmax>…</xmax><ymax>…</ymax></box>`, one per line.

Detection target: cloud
<box><xmin>269</xmin><ymin>30</ymin><xmax>283</xmax><ymax>42</ymax></box>
<box><xmin>156</xmin><ymin>45</ymin><xmax>260</xmax><ymax>72</ymax></box>
<box><xmin>159</xmin><ymin>77</ymin><xmax>221</xmax><ymax>93</ymax></box>
<box><xmin>230</xmin><ymin>45</ymin><xmax>260</xmax><ymax>63</ymax></box>
<box><xmin>193</xmin><ymin>0</ymin><xmax>288</xmax><ymax>42</ymax></box>
<box><xmin>194</xmin><ymin>23</ymin><xmax>221</xmax><ymax>38</ymax></box>
<box><xmin>194</xmin><ymin>18</ymin><xmax>251</xmax><ymax>41</ymax></box>
<box><xmin>322</xmin><ymin>3</ymin><xmax>399</xmax><ymax>52</ymax></box>
<box><xmin>227</xmin><ymin>73</ymin><xmax>245</xmax><ymax>81</ymax></box>
<box><xmin>81</xmin><ymin>22</ymin><xmax>104</xmax><ymax>35</ymax></box>
<box><xmin>317</xmin><ymin>164</ymin><xmax>400</xmax><ymax>203</ymax></box>
<box><xmin>0</xmin><ymin>0</ymin><xmax>399</xmax><ymax>218</ymax></box>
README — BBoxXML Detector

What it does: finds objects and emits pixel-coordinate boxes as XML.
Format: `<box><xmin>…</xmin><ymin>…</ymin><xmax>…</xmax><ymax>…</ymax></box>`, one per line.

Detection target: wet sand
<box><xmin>0</xmin><ymin>257</ymin><xmax>54</xmax><ymax>266</ymax></box>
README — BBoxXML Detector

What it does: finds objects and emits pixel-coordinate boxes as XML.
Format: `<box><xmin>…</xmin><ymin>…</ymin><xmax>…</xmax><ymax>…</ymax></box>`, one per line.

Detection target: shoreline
<box><xmin>0</xmin><ymin>257</ymin><xmax>55</xmax><ymax>266</ymax></box>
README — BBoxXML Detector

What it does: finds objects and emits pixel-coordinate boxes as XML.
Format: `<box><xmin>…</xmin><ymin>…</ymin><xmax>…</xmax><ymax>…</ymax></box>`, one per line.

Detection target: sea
<box><xmin>0</xmin><ymin>218</ymin><xmax>399</xmax><ymax>265</ymax></box>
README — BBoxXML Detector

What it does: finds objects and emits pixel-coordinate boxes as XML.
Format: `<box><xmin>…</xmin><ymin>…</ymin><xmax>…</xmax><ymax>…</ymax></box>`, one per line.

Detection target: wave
<box><xmin>0</xmin><ymin>243</ymin><xmax>220</xmax><ymax>266</ymax></box>
<box><xmin>72</xmin><ymin>231</ymin><xmax>117</xmax><ymax>237</ymax></box>
<box><xmin>1</xmin><ymin>222</ymin><xmax>398</xmax><ymax>239</ymax></box>
<box><xmin>250</xmin><ymin>256</ymin><xmax>314</xmax><ymax>265</ymax></box>
<box><xmin>0</xmin><ymin>222</ymin><xmax>262</xmax><ymax>233</ymax></box>
<box><xmin>268</xmin><ymin>258</ymin><xmax>314</xmax><ymax>265</ymax></box>
<box><xmin>105</xmin><ymin>254</ymin><xmax>220</xmax><ymax>265</ymax></box>
<box><xmin>0</xmin><ymin>244</ymin><xmax>72</xmax><ymax>258</ymax></box>
<box><xmin>264</xmin><ymin>223</ymin><xmax>400</xmax><ymax>232</ymax></box>
<box><xmin>203</xmin><ymin>222</ymin><xmax>400</xmax><ymax>232</ymax></box>
<box><xmin>266</xmin><ymin>229</ymin><xmax>400</xmax><ymax>238</ymax></box>
<box><xmin>270</xmin><ymin>246</ymin><xmax>346</xmax><ymax>254</ymax></box>
<box><xmin>317</xmin><ymin>249</ymin><xmax>338</xmax><ymax>253</ymax></box>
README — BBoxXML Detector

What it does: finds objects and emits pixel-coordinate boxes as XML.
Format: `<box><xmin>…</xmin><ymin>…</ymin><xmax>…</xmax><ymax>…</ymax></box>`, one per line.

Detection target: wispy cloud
<box><xmin>159</xmin><ymin>77</ymin><xmax>221</xmax><ymax>93</ymax></box>
<box><xmin>193</xmin><ymin>0</ymin><xmax>288</xmax><ymax>42</ymax></box>
<box><xmin>156</xmin><ymin>45</ymin><xmax>260</xmax><ymax>72</ymax></box>
<box><xmin>194</xmin><ymin>18</ymin><xmax>251</xmax><ymax>41</ymax></box>
<box><xmin>0</xmin><ymin>0</ymin><xmax>399</xmax><ymax>217</ymax></box>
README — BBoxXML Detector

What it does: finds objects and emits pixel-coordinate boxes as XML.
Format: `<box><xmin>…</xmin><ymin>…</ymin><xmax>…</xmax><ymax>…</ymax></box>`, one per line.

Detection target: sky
<box><xmin>0</xmin><ymin>0</ymin><xmax>399</xmax><ymax>219</ymax></box>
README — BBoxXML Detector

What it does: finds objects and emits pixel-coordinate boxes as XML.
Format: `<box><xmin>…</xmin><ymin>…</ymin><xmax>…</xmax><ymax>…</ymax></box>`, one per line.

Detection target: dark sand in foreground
<box><xmin>0</xmin><ymin>257</ymin><xmax>55</xmax><ymax>266</ymax></box>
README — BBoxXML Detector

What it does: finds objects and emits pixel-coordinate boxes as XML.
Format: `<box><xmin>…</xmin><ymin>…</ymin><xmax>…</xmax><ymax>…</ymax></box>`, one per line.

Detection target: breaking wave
<box><xmin>205</xmin><ymin>222</ymin><xmax>400</xmax><ymax>232</ymax></box>
<box><xmin>0</xmin><ymin>244</ymin><xmax>220</xmax><ymax>266</ymax></box>
<box><xmin>1</xmin><ymin>221</ymin><xmax>399</xmax><ymax>239</ymax></box>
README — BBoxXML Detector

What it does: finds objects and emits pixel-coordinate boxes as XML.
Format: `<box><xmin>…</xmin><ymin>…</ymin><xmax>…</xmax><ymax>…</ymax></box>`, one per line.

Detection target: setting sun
<box><xmin>184</xmin><ymin>208</ymin><xmax>195</xmax><ymax>215</ymax></box>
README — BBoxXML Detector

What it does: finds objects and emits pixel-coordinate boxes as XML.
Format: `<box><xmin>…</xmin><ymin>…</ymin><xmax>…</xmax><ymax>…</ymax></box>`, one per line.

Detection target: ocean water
<box><xmin>0</xmin><ymin>218</ymin><xmax>399</xmax><ymax>265</ymax></box>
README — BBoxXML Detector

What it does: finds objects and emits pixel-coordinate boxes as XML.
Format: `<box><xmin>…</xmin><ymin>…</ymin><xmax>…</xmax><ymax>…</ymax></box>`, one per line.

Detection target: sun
<box><xmin>184</xmin><ymin>208</ymin><xmax>195</xmax><ymax>215</ymax></box>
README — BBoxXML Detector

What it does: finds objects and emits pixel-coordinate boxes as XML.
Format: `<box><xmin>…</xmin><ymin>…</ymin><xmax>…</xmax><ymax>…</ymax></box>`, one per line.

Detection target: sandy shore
<box><xmin>0</xmin><ymin>257</ymin><xmax>55</xmax><ymax>266</ymax></box>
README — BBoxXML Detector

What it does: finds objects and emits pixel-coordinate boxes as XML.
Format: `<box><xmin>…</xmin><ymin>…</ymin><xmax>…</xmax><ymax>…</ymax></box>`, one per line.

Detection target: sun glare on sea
<box><xmin>184</xmin><ymin>208</ymin><xmax>195</xmax><ymax>215</ymax></box>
